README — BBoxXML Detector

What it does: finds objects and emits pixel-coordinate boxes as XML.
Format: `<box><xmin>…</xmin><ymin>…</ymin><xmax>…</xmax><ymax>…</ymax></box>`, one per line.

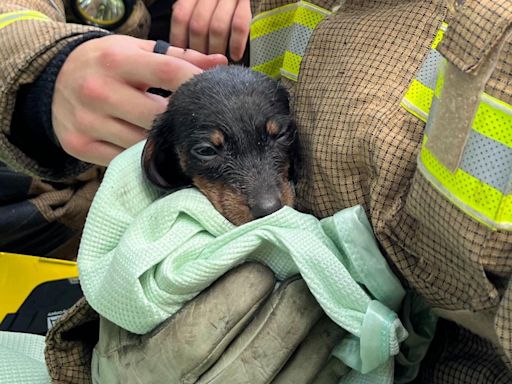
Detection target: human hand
<box><xmin>93</xmin><ymin>263</ymin><xmax>349</xmax><ymax>383</ymax></box>
<box><xmin>52</xmin><ymin>35</ymin><xmax>227</xmax><ymax>166</ymax></box>
<box><xmin>170</xmin><ymin>0</ymin><xmax>251</xmax><ymax>62</ymax></box>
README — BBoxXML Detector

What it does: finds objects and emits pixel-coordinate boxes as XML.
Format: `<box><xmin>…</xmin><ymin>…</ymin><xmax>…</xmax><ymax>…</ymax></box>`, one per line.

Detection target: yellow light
<box><xmin>75</xmin><ymin>0</ymin><xmax>126</xmax><ymax>26</ymax></box>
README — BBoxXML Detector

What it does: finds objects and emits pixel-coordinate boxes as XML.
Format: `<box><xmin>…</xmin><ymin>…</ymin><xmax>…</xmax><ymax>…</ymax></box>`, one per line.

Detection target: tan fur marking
<box><xmin>177</xmin><ymin>148</ymin><xmax>187</xmax><ymax>170</ymax></box>
<box><xmin>192</xmin><ymin>176</ymin><xmax>253</xmax><ymax>225</ymax></box>
<box><xmin>266</xmin><ymin>120</ymin><xmax>280</xmax><ymax>136</ymax></box>
<box><xmin>210</xmin><ymin>130</ymin><xmax>225</xmax><ymax>146</ymax></box>
<box><xmin>280</xmin><ymin>162</ymin><xmax>295</xmax><ymax>207</ymax></box>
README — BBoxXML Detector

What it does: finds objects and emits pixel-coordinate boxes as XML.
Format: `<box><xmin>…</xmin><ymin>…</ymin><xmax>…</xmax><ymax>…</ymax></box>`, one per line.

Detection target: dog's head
<box><xmin>142</xmin><ymin>65</ymin><xmax>299</xmax><ymax>225</ymax></box>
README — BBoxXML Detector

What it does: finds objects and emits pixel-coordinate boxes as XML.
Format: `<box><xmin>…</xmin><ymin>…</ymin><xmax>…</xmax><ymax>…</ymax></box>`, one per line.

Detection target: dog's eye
<box><xmin>191</xmin><ymin>144</ymin><xmax>218</xmax><ymax>161</ymax></box>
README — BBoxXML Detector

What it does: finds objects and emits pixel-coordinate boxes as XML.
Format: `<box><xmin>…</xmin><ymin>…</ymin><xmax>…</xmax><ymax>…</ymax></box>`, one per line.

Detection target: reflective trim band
<box><xmin>419</xmin><ymin>136</ymin><xmax>512</xmax><ymax>230</ymax></box>
<box><xmin>401</xmin><ymin>79</ymin><xmax>434</xmax><ymax>122</ymax></box>
<box><xmin>416</xmin><ymin>49</ymin><xmax>443</xmax><ymax>90</ymax></box>
<box><xmin>251</xmin><ymin>5</ymin><xmax>296</xmax><ymax>39</ymax></box>
<box><xmin>431</xmin><ymin>22</ymin><xmax>447</xmax><ymax>50</ymax></box>
<box><xmin>0</xmin><ymin>10</ymin><xmax>49</xmax><ymax>29</ymax></box>
<box><xmin>476</xmin><ymin>95</ymin><xmax>512</xmax><ymax>148</ymax></box>
<box><xmin>251</xmin><ymin>24</ymin><xmax>313</xmax><ymax>67</ymax></box>
<box><xmin>460</xmin><ymin>130</ymin><xmax>512</xmax><ymax>194</ymax></box>
<box><xmin>252</xmin><ymin>54</ymin><xmax>285</xmax><ymax>78</ymax></box>
<box><xmin>402</xmin><ymin>22</ymin><xmax>512</xmax><ymax>230</ymax></box>
<box><xmin>250</xmin><ymin>1</ymin><xmax>331</xmax><ymax>81</ymax></box>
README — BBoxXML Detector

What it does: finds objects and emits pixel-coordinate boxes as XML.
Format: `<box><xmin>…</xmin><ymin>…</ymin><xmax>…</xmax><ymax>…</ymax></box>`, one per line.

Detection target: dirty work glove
<box><xmin>92</xmin><ymin>262</ymin><xmax>347</xmax><ymax>383</ymax></box>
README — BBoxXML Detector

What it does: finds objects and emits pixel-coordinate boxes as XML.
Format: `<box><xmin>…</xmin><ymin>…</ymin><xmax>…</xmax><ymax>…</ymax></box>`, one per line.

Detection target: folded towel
<box><xmin>0</xmin><ymin>331</ymin><xmax>50</xmax><ymax>384</ymax></box>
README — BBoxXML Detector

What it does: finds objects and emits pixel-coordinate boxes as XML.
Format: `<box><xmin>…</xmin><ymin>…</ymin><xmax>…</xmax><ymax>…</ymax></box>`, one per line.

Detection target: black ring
<box><xmin>153</xmin><ymin>40</ymin><xmax>170</xmax><ymax>55</ymax></box>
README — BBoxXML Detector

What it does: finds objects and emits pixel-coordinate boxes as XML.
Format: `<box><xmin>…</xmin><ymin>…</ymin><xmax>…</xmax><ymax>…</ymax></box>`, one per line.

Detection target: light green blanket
<box><xmin>0</xmin><ymin>331</ymin><xmax>50</xmax><ymax>384</ymax></box>
<box><xmin>77</xmin><ymin>140</ymin><xmax>412</xmax><ymax>383</ymax></box>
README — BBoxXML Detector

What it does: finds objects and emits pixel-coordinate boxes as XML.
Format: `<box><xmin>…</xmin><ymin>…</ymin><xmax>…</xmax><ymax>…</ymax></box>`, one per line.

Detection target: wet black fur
<box><xmin>142</xmin><ymin>65</ymin><xmax>299</xmax><ymax>215</ymax></box>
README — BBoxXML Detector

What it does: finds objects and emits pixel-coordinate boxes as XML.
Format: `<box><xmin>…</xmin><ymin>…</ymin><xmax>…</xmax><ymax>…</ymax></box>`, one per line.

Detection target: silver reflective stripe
<box><xmin>0</xmin><ymin>13</ymin><xmax>27</xmax><ymax>24</ymax></box>
<box><xmin>251</xmin><ymin>26</ymin><xmax>292</xmax><ymax>66</ymax></box>
<box><xmin>250</xmin><ymin>23</ymin><xmax>314</xmax><ymax>67</ymax></box>
<box><xmin>416</xmin><ymin>49</ymin><xmax>443</xmax><ymax>90</ymax></box>
<box><xmin>288</xmin><ymin>23</ymin><xmax>314</xmax><ymax>56</ymax></box>
<box><xmin>459</xmin><ymin>130</ymin><xmax>512</xmax><ymax>194</ymax></box>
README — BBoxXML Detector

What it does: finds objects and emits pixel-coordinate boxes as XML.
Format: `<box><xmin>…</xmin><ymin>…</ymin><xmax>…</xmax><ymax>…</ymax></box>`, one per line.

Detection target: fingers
<box><xmin>166</xmin><ymin>46</ymin><xmax>228</xmax><ymax>69</ymax></box>
<box><xmin>229</xmin><ymin>0</ymin><xmax>251</xmax><ymax>61</ymax></box>
<box><xmin>62</xmin><ymin>136</ymin><xmax>123</xmax><ymax>166</ymax></box>
<box><xmin>189</xmin><ymin>0</ymin><xmax>218</xmax><ymax>53</ymax></box>
<box><xmin>314</xmin><ymin>358</ymin><xmax>351</xmax><ymax>384</ymax></box>
<box><xmin>82</xmin><ymin>76</ymin><xmax>167</xmax><ymax>129</ymax></box>
<box><xmin>90</xmin><ymin>116</ymin><xmax>148</xmax><ymax>149</ymax></box>
<box><xmin>209</xmin><ymin>0</ymin><xmax>238</xmax><ymax>55</ymax></box>
<box><xmin>169</xmin><ymin>0</ymin><xmax>251</xmax><ymax>60</ymax></box>
<box><xmin>116</xmin><ymin>47</ymin><xmax>227</xmax><ymax>92</ymax></box>
<box><xmin>116</xmin><ymin>50</ymin><xmax>203</xmax><ymax>93</ymax></box>
<box><xmin>271</xmin><ymin>317</ymin><xmax>347</xmax><ymax>384</ymax></box>
<box><xmin>170</xmin><ymin>0</ymin><xmax>199</xmax><ymax>48</ymax></box>
<box><xmin>137</xmin><ymin>38</ymin><xmax>228</xmax><ymax>68</ymax></box>
<box><xmin>129</xmin><ymin>263</ymin><xmax>275</xmax><ymax>382</ymax></box>
<box><xmin>197</xmin><ymin>277</ymin><xmax>325</xmax><ymax>384</ymax></box>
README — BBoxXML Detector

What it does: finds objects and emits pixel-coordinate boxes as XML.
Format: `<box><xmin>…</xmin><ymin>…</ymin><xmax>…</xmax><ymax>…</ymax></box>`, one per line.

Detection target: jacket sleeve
<box><xmin>0</xmin><ymin>0</ymin><xmax>108</xmax><ymax>180</ymax></box>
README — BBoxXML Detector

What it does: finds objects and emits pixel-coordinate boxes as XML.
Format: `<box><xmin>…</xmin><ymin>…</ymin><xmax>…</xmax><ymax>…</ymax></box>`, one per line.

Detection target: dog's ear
<box><xmin>288</xmin><ymin>119</ymin><xmax>301</xmax><ymax>185</ymax></box>
<box><xmin>141</xmin><ymin>134</ymin><xmax>191</xmax><ymax>190</ymax></box>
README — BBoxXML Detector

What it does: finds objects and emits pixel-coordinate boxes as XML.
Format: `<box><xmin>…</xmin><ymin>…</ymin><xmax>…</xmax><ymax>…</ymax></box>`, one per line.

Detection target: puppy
<box><xmin>142</xmin><ymin>65</ymin><xmax>299</xmax><ymax>225</ymax></box>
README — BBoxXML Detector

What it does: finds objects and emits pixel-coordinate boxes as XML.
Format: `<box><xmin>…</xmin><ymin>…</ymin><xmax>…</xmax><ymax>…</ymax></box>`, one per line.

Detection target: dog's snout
<box><xmin>251</xmin><ymin>195</ymin><xmax>282</xmax><ymax>219</ymax></box>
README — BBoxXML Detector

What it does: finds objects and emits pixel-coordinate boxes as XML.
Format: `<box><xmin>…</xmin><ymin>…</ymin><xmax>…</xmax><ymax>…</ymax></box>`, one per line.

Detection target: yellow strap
<box><xmin>0</xmin><ymin>10</ymin><xmax>50</xmax><ymax>29</ymax></box>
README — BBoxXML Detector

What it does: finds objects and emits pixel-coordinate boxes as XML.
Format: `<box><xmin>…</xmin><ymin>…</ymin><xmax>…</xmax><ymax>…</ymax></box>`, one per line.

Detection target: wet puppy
<box><xmin>142</xmin><ymin>65</ymin><xmax>299</xmax><ymax>225</ymax></box>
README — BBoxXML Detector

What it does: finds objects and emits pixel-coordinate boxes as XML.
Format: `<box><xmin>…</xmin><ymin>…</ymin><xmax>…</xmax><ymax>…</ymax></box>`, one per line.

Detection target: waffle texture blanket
<box><xmin>76</xmin><ymin>140</ymin><xmax>411</xmax><ymax>382</ymax></box>
<box><xmin>0</xmin><ymin>331</ymin><xmax>50</xmax><ymax>383</ymax></box>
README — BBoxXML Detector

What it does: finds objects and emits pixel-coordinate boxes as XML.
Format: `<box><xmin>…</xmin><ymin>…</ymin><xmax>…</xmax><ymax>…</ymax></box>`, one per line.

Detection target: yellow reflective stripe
<box><xmin>294</xmin><ymin>2</ymin><xmax>330</xmax><ymax>29</ymax></box>
<box><xmin>472</xmin><ymin>100</ymin><xmax>512</xmax><ymax>149</ymax></box>
<box><xmin>431</xmin><ymin>22</ymin><xmax>447</xmax><ymax>50</ymax></box>
<box><xmin>498</xmin><ymin>195</ymin><xmax>512</xmax><ymax>225</ymax></box>
<box><xmin>401</xmin><ymin>79</ymin><xmax>434</xmax><ymax>122</ymax></box>
<box><xmin>420</xmin><ymin>136</ymin><xmax>512</xmax><ymax>229</ymax></box>
<box><xmin>282</xmin><ymin>51</ymin><xmax>302</xmax><ymax>81</ymax></box>
<box><xmin>252</xmin><ymin>55</ymin><xmax>285</xmax><ymax>79</ymax></box>
<box><xmin>251</xmin><ymin>6</ymin><xmax>296</xmax><ymax>39</ymax></box>
<box><xmin>0</xmin><ymin>10</ymin><xmax>49</xmax><ymax>29</ymax></box>
<box><xmin>251</xmin><ymin>1</ymin><xmax>330</xmax><ymax>39</ymax></box>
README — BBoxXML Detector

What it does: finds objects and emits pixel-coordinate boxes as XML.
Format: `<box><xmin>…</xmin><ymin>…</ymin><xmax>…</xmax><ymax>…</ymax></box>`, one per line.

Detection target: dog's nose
<box><xmin>251</xmin><ymin>196</ymin><xmax>283</xmax><ymax>219</ymax></box>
